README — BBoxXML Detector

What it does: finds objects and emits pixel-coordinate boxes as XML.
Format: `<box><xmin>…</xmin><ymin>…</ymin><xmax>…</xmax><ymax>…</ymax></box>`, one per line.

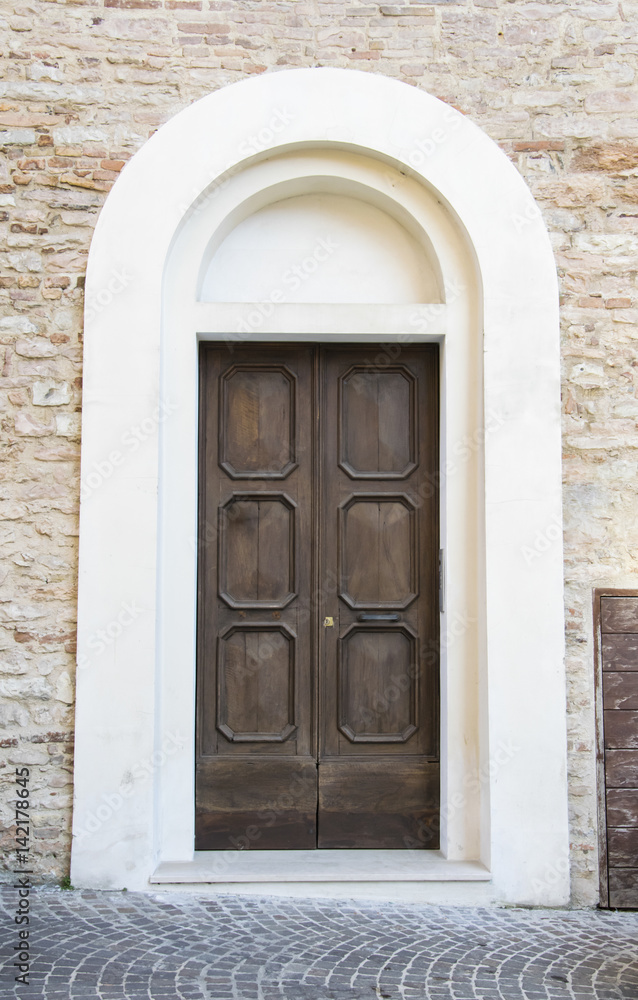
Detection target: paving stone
<box><xmin>0</xmin><ymin>888</ymin><xmax>637</xmax><ymax>999</ymax></box>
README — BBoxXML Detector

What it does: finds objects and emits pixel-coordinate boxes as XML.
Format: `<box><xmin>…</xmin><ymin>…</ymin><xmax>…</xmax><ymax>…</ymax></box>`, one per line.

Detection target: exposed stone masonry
<box><xmin>0</xmin><ymin>0</ymin><xmax>637</xmax><ymax>904</ymax></box>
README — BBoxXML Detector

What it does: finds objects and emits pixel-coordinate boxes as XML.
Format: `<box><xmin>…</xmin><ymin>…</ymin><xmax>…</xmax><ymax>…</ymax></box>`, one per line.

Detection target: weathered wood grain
<box><xmin>318</xmin><ymin>760</ymin><xmax>439</xmax><ymax>849</ymax></box>
<box><xmin>601</xmin><ymin>597</ymin><xmax>638</xmax><ymax>634</ymax></box>
<box><xmin>603</xmin><ymin>672</ymin><xmax>638</xmax><ymax>711</ymax></box>
<box><xmin>606</xmin><ymin>750</ymin><xmax>638</xmax><ymax>788</ymax></box>
<box><xmin>603</xmin><ymin>634</ymin><xmax>638</xmax><ymax>670</ymax></box>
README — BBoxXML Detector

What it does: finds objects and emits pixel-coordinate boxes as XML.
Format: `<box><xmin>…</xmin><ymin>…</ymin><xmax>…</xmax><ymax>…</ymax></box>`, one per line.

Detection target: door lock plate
<box><xmin>323</xmin><ymin>617</ymin><xmax>334</xmax><ymax>627</ymax></box>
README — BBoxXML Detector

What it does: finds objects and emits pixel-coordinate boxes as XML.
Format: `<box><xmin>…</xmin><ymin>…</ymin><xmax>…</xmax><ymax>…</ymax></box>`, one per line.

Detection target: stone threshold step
<box><xmin>151</xmin><ymin>850</ymin><xmax>491</xmax><ymax>884</ymax></box>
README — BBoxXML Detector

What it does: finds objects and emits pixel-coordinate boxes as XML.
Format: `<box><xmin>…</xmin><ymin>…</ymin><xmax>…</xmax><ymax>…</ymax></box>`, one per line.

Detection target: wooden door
<box><xmin>596</xmin><ymin>591</ymin><xmax>638</xmax><ymax>909</ymax></box>
<box><xmin>196</xmin><ymin>345</ymin><xmax>316</xmax><ymax>850</ymax></box>
<box><xmin>318</xmin><ymin>347</ymin><xmax>439</xmax><ymax>848</ymax></box>
<box><xmin>196</xmin><ymin>343</ymin><xmax>439</xmax><ymax>850</ymax></box>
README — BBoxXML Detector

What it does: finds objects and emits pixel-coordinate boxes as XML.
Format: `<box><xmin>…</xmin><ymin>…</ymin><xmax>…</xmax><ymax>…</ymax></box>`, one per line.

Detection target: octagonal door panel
<box><xmin>339</xmin><ymin>494</ymin><xmax>417</xmax><ymax>609</ymax></box>
<box><xmin>217</xmin><ymin>625</ymin><xmax>297</xmax><ymax>743</ymax></box>
<box><xmin>219</xmin><ymin>493</ymin><xmax>296</xmax><ymax>609</ymax></box>
<box><xmin>220</xmin><ymin>364</ymin><xmax>297</xmax><ymax>479</ymax></box>
<box><xmin>339</xmin><ymin>365</ymin><xmax>417</xmax><ymax>479</ymax></box>
<box><xmin>338</xmin><ymin>625</ymin><xmax>418</xmax><ymax>743</ymax></box>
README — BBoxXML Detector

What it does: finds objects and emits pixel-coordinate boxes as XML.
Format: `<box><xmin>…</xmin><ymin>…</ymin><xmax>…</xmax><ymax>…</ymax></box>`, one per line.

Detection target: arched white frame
<box><xmin>72</xmin><ymin>68</ymin><xmax>568</xmax><ymax>906</ymax></box>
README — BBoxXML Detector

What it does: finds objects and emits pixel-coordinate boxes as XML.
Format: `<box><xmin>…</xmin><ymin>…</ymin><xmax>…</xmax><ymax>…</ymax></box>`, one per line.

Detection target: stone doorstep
<box><xmin>151</xmin><ymin>849</ymin><xmax>491</xmax><ymax>883</ymax></box>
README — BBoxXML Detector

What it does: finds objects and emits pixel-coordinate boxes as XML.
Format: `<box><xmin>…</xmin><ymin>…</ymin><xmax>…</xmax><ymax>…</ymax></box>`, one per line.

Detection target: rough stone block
<box><xmin>32</xmin><ymin>380</ymin><xmax>72</xmax><ymax>406</ymax></box>
<box><xmin>0</xmin><ymin>129</ymin><xmax>37</xmax><ymax>146</ymax></box>
<box><xmin>14</xmin><ymin>412</ymin><xmax>56</xmax><ymax>436</ymax></box>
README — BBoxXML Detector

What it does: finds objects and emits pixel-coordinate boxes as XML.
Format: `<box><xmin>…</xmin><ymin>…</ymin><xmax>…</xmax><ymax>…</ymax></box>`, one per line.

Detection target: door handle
<box><xmin>357</xmin><ymin>613</ymin><xmax>401</xmax><ymax>622</ymax></box>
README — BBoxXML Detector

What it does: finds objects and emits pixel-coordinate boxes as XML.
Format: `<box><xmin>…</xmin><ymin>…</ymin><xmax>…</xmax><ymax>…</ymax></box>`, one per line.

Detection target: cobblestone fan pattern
<box><xmin>2</xmin><ymin>0</ymin><xmax>638</xmax><ymax>904</ymax></box>
<box><xmin>1</xmin><ymin>889</ymin><xmax>638</xmax><ymax>1000</ymax></box>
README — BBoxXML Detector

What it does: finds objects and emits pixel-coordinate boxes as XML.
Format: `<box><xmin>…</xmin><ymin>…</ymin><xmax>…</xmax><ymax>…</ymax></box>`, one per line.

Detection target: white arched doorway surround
<box><xmin>72</xmin><ymin>68</ymin><xmax>569</xmax><ymax>906</ymax></box>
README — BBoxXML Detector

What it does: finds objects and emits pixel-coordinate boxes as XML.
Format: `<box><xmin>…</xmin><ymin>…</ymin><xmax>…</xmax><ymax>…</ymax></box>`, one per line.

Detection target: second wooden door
<box><xmin>196</xmin><ymin>343</ymin><xmax>439</xmax><ymax>850</ymax></box>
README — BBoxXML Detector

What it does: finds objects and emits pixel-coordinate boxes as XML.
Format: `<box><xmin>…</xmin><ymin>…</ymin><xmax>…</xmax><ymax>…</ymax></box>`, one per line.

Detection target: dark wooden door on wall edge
<box><xmin>595</xmin><ymin>589</ymin><xmax>638</xmax><ymax>910</ymax></box>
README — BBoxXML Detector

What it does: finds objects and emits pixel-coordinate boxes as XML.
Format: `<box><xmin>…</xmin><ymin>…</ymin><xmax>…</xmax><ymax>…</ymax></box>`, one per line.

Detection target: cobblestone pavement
<box><xmin>0</xmin><ymin>887</ymin><xmax>637</xmax><ymax>1000</ymax></box>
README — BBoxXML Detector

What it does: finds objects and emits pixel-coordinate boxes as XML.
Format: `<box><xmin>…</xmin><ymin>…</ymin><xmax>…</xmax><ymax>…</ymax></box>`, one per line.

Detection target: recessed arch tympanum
<box><xmin>72</xmin><ymin>67</ymin><xmax>569</xmax><ymax>906</ymax></box>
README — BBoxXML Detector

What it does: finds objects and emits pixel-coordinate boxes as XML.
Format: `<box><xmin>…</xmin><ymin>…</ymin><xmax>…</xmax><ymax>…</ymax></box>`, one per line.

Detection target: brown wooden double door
<box><xmin>196</xmin><ymin>343</ymin><xmax>439</xmax><ymax>850</ymax></box>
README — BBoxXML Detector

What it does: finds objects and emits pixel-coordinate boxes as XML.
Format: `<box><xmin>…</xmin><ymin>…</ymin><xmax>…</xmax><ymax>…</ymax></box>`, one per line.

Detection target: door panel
<box><xmin>319</xmin><ymin>346</ymin><xmax>439</xmax><ymax>848</ymax></box>
<box><xmin>219</xmin><ymin>493</ymin><xmax>297</xmax><ymax>608</ymax></box>
<box><xmin>318</xmin><ymin>760</ymin><xmax>439</xmax><ymax>849</ymax></box>
<box><xmin>196</xmin><ymin>346</ymin><xmax>315</xmax><ymax>849</ymax></box>
<box><xmin>603</xmin><ymin>634</ymin><xmax>638</xmax><ymax>669</ymax></box>
<box><xmin>220</xmin><ymin>363</ymin><xmax>297</xmax><ymax>479</ymax></box>
<box><xmin>339</xmin><ymin>495</ymin><xmax>417</xmax><ymax>609</ymax></box>
<box><xmin>338</xmin><ymin>625</ymin><xmax>418</xmax><ymax>743</ymax></box>
<box><xmin>339</xmin><ymin>366</ymin><xmax>417</xmax><ymax>479</ymax></box>
<box><xmin>196</xmin><ymin>759</ymin><xmax>317</xmax><ymax>851</ymax></box>
<box><xmin>216</xmin><ymin>624</ymin><xmax>297</xmax><ymax>743</ymax></box>
<box><xmin>196</xmin><ymin>343</ymin><xmax>439</xmax><ymax>851</ymax></box>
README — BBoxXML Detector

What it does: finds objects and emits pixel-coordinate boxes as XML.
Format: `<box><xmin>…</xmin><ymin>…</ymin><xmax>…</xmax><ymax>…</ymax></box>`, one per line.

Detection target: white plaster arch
<box><xmin>72</xmin><ymin>67</ymin><xmax>568</xmax><ymax>906</ymax></box>
<box><xmin>201</xmin><ymin>191</ymin><xmax>440</xmax><ymax>303</ymax></box>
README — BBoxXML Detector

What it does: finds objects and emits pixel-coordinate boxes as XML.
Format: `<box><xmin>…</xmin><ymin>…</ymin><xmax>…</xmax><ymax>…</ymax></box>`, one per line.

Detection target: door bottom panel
<box><xmin>196</xmin><ymin>758</ymin><xmax>317</xmax><ymax>851</ymax></box>
<box><xmin>317</xmin><ymin>760</ymin><xmax>439</xmax><ymax>849</ymax></box>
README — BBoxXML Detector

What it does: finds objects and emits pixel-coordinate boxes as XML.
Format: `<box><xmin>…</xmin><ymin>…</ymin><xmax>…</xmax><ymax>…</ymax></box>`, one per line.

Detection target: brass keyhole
<box><xmin>323</xmin><ymin>617</ymin><xmax>334</xmax><ymax>628</ymax></box>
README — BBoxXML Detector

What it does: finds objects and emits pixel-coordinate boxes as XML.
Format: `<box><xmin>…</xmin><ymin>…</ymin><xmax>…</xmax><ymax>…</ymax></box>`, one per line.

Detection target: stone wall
<box><xmin>0</xmin><ymin>0</ymin><xmax>637</xmax><ymax>905</ymax></box>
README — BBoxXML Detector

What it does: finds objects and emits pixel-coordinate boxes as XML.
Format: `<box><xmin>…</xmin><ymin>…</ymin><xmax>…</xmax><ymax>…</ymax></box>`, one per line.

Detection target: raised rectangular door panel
<box><xmin>216</xmin><ymin>625</ymin><xmax>297</xmax><ymax>743</ymax></box>
<box><xmin>218</xmin><ymin>495</ymin><xmax>297</xmax><ymax>609</ymax></box>
<box><xmin>339</xmin><ymin>496</ymin><xmax>417</xmax><ymax>610</ymax></box>
<box><xmin>196</xmin><ymin>344</ymin><xmax>440</xmax><ymax>851</ymax></box>
<box><xmin>338</xmin><ymin>626</ymin><xmax>419</xmax><ymax>743</ymax></box>
<box><xmin>220</xmin><ymin>365</ymin><xmax>297</xmax><ymax>479</ymax></box>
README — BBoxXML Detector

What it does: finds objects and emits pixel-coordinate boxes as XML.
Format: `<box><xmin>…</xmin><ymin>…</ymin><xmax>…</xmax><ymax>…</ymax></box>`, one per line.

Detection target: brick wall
<box><xmin>0</xmin><ymin>0</ymin><xmax>637</xmax><ymax>905</ymax></box>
